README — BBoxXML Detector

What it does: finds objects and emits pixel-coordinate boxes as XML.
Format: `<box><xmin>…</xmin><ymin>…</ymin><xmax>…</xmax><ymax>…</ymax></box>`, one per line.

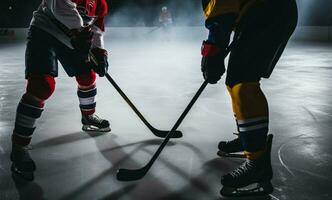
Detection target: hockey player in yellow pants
<box><xmin>200</xmin><ymin>0</ymin><xmax>297</xmax><ymax>197</ymax></box>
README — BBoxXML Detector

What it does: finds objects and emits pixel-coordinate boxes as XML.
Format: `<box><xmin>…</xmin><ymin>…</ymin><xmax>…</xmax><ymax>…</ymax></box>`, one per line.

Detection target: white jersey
<box><xmin>30</xmin><ymin>0</ymin><xmax>105</xmax><ymax>49</ymax></box>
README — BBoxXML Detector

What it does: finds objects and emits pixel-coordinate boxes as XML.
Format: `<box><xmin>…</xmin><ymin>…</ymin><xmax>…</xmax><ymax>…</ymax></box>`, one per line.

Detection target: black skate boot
<box><xmin>10</xmin><ymin>144</ymin><xmax>36</xmax><ymax>181</ymax></box>
<box><xmin>217</xmin><ymin>134</ymin><xmax>245</xmax><ymax>158</ymax></box>
<box><xmin>82</xmin><ymin>114</ymin><xmax>111</xmax><ymax>132</ymax></box>
<box><xmin>220</xmin><ymin>134</ymin><xmax>274</xmax><ymax>197</ymax></box>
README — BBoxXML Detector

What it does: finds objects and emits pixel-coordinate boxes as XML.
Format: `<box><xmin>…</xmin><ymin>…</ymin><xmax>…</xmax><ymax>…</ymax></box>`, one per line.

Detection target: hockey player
<box><xmin>201</xmin><ymin>0</ymin><xmax>297</xmax><ymax>197</ymax></box>
<box><xmin>158</xmin><ymin>6</ymin><xmax>173</xmax><ymax>28</ymax></box>
<box><xmin>11</xmin><ymin>0</ymin><xmax>110</xmax><ymax>181</ymax></box>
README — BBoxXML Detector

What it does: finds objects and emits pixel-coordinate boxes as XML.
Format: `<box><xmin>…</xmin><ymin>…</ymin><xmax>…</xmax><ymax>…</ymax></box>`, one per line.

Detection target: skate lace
<box><xmin>227</xmin><ymin>137</ymin><xmax>240</xmax><ymax>146</ymax></box>
<box><xmin>89</xmin><ymin>114</ymin><xmax>103</xmax><ymax>123</ymax></box>
<box><xmin>230</xmin><ymin>160</ymin><xmax>254</xmax><ymax>178</ymax></box>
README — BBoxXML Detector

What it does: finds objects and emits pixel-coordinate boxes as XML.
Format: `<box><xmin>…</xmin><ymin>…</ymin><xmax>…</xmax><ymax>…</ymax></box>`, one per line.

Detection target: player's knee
<box><xmin>27</xmin><ymin>75</ymin><xmax>55</xmax><ymax>100</ymax></box>
<box><xmin>76</xmin><ymin>70</ymin><xmax>96</xmax><ymax>88</ymax></box>
<box><xmin>227</xmin><ymin>82</ymin><xmax>260</xmax><ymax>101</ymax></box>
<box><xmin>227</xmin><ymin>82</ymin><xmax>267</xmax><ymax>117</ymax></box>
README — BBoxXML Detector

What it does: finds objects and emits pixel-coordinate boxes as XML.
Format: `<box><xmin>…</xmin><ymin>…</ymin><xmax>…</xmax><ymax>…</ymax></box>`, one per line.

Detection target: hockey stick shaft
<box><xmin>147</xmin><ymin>26</ymin><xmax>161</xmax><ymax>34</ymax></box>
<box><xmin>144</xmin><ymin>80</ymin><xmax>208</xmax><ymax>167</ymax></box>
<box><xmin>104</xmin><ymin>73</ymin><xmax>177</xmax><ymax>134</ymax></box>
<box><xmin>116</xmin><ymin>81</ymin><xmax>208</xmax><ymax>181</ymax></box>
<box><xmin>104</xmin><ymin>73</ymin><xmax>151</xmax><ymax>129</ymax></box>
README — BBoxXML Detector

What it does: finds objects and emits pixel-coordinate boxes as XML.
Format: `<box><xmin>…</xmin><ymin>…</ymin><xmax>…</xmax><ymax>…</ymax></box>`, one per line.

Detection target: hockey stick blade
<box><xmin>149</xmin><ymin>126</ymin><xmax>182</xmax><ymax>138</ymax></box>
<box><xmin>116</xmin><ymin>166</ymin><xmax>148</xmax><ymax>181</ymax></box>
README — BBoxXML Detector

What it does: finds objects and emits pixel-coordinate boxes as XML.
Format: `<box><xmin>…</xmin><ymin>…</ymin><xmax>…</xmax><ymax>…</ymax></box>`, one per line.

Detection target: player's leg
<box><xmin>11</xmin><ymin>75</ymin><xmax>56</xmax><ymax>181</ymax></box>
<box><xmin>56</xmin><ymin>40</ymin><xmax>111</xmax><ymax>133</ymax></box>
<box><xmin>75</xmin><ymin>70</ymin><xmax>111</xmax><ymax>132</ymax></box>
<box><xmin>219</xmin><ymin>0</ymin><xmax>298</xmax><ymax>196</ymax></box>
<box><xmin>11</xmin><ymin>26</ymin><xmax>58</xmax><ymax>181</ymax></box>
<box><xmin>221</xmin><ymin>82</ymin><xmax>273</xmax><ymax>196</ymax></box>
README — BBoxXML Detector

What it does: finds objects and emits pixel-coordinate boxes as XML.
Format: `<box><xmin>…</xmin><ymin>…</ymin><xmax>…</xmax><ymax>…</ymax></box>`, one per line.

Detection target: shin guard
<box><xmin>76</xmin><ymin>71</ymin><xmax>97</xmax><ymax>115</ymax></box>
<box><xmin>227</xmin><ymin>82</ymin><xmax>269</xmax><ymax>159</ymax></box>
<box><xmin>12</xmin><ymin>75</ymin><xmax>55</xmax><ymax>146</ymax></box>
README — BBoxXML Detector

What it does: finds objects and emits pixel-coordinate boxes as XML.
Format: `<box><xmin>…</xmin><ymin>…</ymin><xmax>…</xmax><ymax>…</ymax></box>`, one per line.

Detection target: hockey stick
<box><xmin>116</xmin><ymin>39</ymin><xmax>238</xmax><ymax>181</ymax></box>
<box><xmin>146</xmin><ymin>26</ymin><xmax>161</xmax><ymax>34</ymax></box>
<box><xmin>104</xmin><ymin>73</ymin><xmax>183</xmax><ymax>138</ymax></box>
<box><xmin>116</xmin><ymin>80</ymin><xmax>208</xmax><ymax>181</ymax></box>
<box><xmin>43</xmin><ymin>7</ymin><xmax>182</xmax><ymax>138</ymax></box>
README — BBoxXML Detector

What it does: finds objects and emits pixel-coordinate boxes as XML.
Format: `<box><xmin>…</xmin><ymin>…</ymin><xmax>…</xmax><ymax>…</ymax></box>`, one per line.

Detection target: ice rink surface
<box><xmin>0</xmin><ymin>28</ymin><xmax>332</xmax><ymax>200</ymax></box>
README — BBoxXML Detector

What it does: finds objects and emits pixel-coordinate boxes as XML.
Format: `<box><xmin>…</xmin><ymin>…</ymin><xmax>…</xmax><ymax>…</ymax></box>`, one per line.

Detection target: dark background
<box><xmin>0</xmin><ymin>0</ymin><xmax>331</xmax><ymax>28</ymax></box>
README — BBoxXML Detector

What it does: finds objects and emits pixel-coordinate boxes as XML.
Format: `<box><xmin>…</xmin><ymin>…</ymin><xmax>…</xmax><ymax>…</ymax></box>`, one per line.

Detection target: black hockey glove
<box><xmin>201</xmin><ymin>41</ymin><xmax>226</xmax><ymax>84</ymax></box>
<box><xmin>89</xmin><ymin>48</ymin><xmax>109</xmax><ymax>77</ymax></box>
<box><xmin>70</xmin><ymin>26</ymin><xmax>93</xmax><ymax>61</ymax></box>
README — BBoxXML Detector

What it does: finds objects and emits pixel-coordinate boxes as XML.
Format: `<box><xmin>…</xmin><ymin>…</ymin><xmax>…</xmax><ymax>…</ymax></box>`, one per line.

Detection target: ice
<box><xmin>0</xmin><ymin>27</ymin><xmax>332</xmax><ymax>199</ymax></box>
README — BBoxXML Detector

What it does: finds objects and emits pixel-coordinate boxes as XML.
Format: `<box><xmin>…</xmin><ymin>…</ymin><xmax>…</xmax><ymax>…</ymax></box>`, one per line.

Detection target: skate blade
<box><xmin>220</xmin><ymin>181</ymin><xmax>273</xmax><ymax>197</ymax></box>
<box><xmin>82</xmin><ymin>125</ymin><xmax>111</xmax><ymax>133</ymax></box>
<box><xmin>11</xmin><ymin>164</ymin><xmax>34</xmax><ymax>181</ymax></box>
<box><xmin>217</xmin><ymin>151</ymin><xmax>246</xmax><ymax>158</ymax></box>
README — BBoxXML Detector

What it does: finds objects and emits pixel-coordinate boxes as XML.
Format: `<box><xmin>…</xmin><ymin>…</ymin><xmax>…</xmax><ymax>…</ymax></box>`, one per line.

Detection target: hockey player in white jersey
<box><xmin>11</xmin><ymin>0</ymin><xmax>110</xmax><ymax>181</ymax></box>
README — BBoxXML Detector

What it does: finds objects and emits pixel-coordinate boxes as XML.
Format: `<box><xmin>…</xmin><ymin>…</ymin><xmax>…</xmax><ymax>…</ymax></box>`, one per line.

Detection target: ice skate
<box><xmin>217</xmin><ymin>134</ymin><xmax>245</xmax><ymax>158</ymax></box>
<box><xmin>220</xmin><ymin>134</ymin><xmax>274</xmax><ymax>197</ymax></box>
<box><xmin>10</xmin><ymin>144</ymin><xmax>36</xmax><ymax>181</ymax></box>
<box><xmin>82</xmin><ymin>114</ymin><xmax>111</xmax><ymax>132</ymax></box>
